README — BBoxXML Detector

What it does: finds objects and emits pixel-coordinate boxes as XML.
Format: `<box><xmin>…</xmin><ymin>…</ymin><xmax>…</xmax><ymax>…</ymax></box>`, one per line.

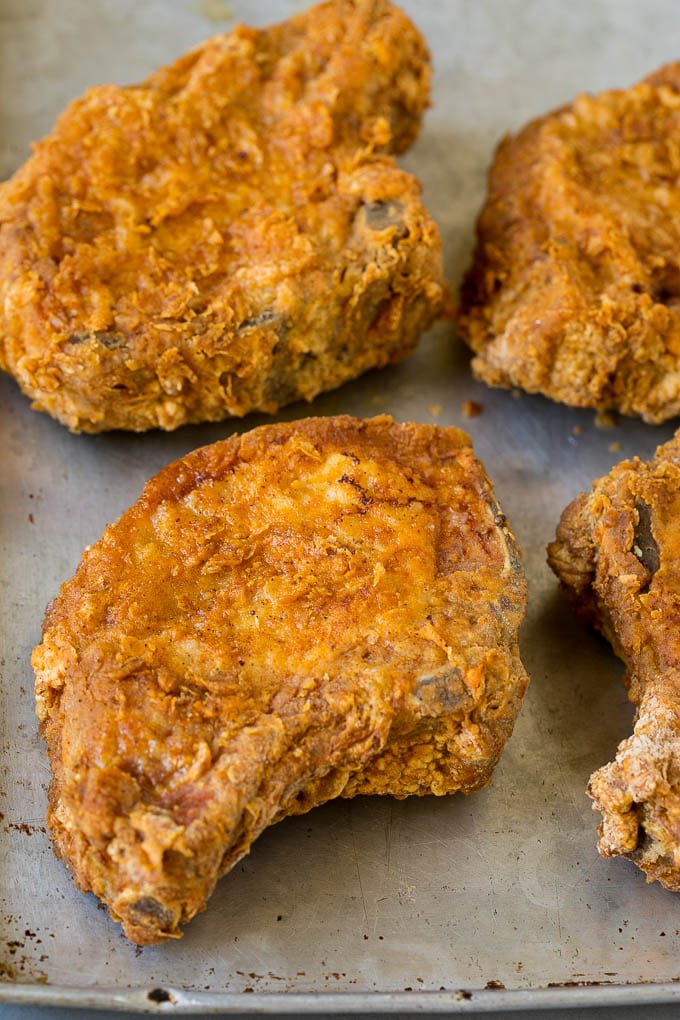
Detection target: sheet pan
<box><xmin>3</xmin><ymin>0</ymin><xmax>680</xmax><ymax>1012</ymax></box>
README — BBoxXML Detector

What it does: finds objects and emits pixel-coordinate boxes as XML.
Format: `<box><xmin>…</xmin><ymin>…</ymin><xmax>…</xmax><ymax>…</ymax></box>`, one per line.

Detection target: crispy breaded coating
<box><xmin>32</xmin><ymin>415</ymin><xmax>528</xmax><ymax>944</ymax></box>
<box><xmin>459</xmin><ymin>62</ymin><xmax>680</xmax><ymax>423</ymax></box>
<box><xmin>549</xmin><ymin>433</ymin><xmax>680</xmax><ymax>888</ymax></box>
<box><xmin>0</xmin><ymin>0</ymin><xmax>447</xmax><ymax>433</ymax></box>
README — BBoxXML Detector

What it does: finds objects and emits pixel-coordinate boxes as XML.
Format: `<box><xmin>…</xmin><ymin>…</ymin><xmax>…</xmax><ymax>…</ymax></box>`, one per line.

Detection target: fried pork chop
<box><xmin>33</xmin><ymin>415</ymin><xmax>528</xmax><ymax>944</ymax></box>
<box><xmin>0</xmin><ymin>0</ymin><xmax>447</xmax><ymax>433</ymax></box>
<box><xmin>459</xmin><ymin>62</ymin><xmax>680</xmax><ymax>423</ymax></box>
<box><xmin>549</xmin><ymin>433</ymin><xmax>680</xmax><ymax>888</ymax></box>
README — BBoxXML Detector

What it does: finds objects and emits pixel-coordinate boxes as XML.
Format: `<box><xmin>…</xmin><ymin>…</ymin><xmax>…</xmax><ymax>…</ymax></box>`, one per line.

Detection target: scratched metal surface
<box><xmin>3</xmin><ymin>0</ymin><xmax>680</xmax><ymax>1013</ymax></box>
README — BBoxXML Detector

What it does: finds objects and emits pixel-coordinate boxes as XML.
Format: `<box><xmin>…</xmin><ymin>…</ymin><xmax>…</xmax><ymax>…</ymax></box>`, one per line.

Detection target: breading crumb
<box><xmin>595</xmin><ymin>410</ymin><xmax>618</xmax><ymax>430</ymax></box>
<box><xmin>198</xmin><ymin>0</ymin><xmax>233</xmax><ymax>21</ymax></box>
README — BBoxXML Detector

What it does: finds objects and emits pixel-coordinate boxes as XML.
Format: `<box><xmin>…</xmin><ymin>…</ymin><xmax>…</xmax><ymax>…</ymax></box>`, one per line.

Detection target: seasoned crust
<box><xmin>459</xmin><ymin>62</ymin><xmax>680</xmax><ymax>423</ymax></box>
<box><xmin>32</xmin><ymin>414</ymin><xmax>528</xmax><ymax>943</ymax></box>
<box><xmin>548</xmin><ymin>433</ymin><xmax>680</xmax><ymax>887</ymax></box>
<box><xmin>0</xmin><ymin>0</ymin><xmax>448</xmax><ymax>433</ymax></box>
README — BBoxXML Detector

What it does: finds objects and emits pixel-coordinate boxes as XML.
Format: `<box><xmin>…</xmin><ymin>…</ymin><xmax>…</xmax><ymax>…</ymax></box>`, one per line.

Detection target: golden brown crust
<box><xmin>549</xmin><ymin>433</ymin><xmax>680</xmax><ymax>887</ymax></box>
<box><xmin>33</xmin><ymin>414</ymin><xmax>528</xmax><ymax>943</ymax></box>
<box><xmin>459</xmin><ymin>62</ymin><xmax>680</xmax><ymax>423</ymax></box>
<box><xmin>0</xmin><ymin>0</ymin><xmax>448</xmax><ymax>433</ymax></box>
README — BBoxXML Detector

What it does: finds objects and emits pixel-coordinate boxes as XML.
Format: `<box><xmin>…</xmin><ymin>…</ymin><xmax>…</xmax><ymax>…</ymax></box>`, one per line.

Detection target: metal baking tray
<box><xmin>4</xmin><ymin>0</ymin><xmax>680</xmax><ymax>1013</ymax></box>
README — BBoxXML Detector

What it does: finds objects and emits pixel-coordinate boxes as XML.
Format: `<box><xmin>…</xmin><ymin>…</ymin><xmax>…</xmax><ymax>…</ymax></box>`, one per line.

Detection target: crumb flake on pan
<box><xmin>549</xmin><ymin>431</ymin><xmax>680</xmax><ymax>887</ymax></box>
<box><xmin>33</xmin><ymin>414</ymin><xmax>528</xmax><ymax>943</ymax></box>
<box><xmin>0</xmin><ymin>0</ymin><xmax>448</xmax><ymax>433</ymax></box>
<box><xmin>459</xmin><ymin>62</ymin><xmax>680</xmax><ymax>423</ymax></box>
